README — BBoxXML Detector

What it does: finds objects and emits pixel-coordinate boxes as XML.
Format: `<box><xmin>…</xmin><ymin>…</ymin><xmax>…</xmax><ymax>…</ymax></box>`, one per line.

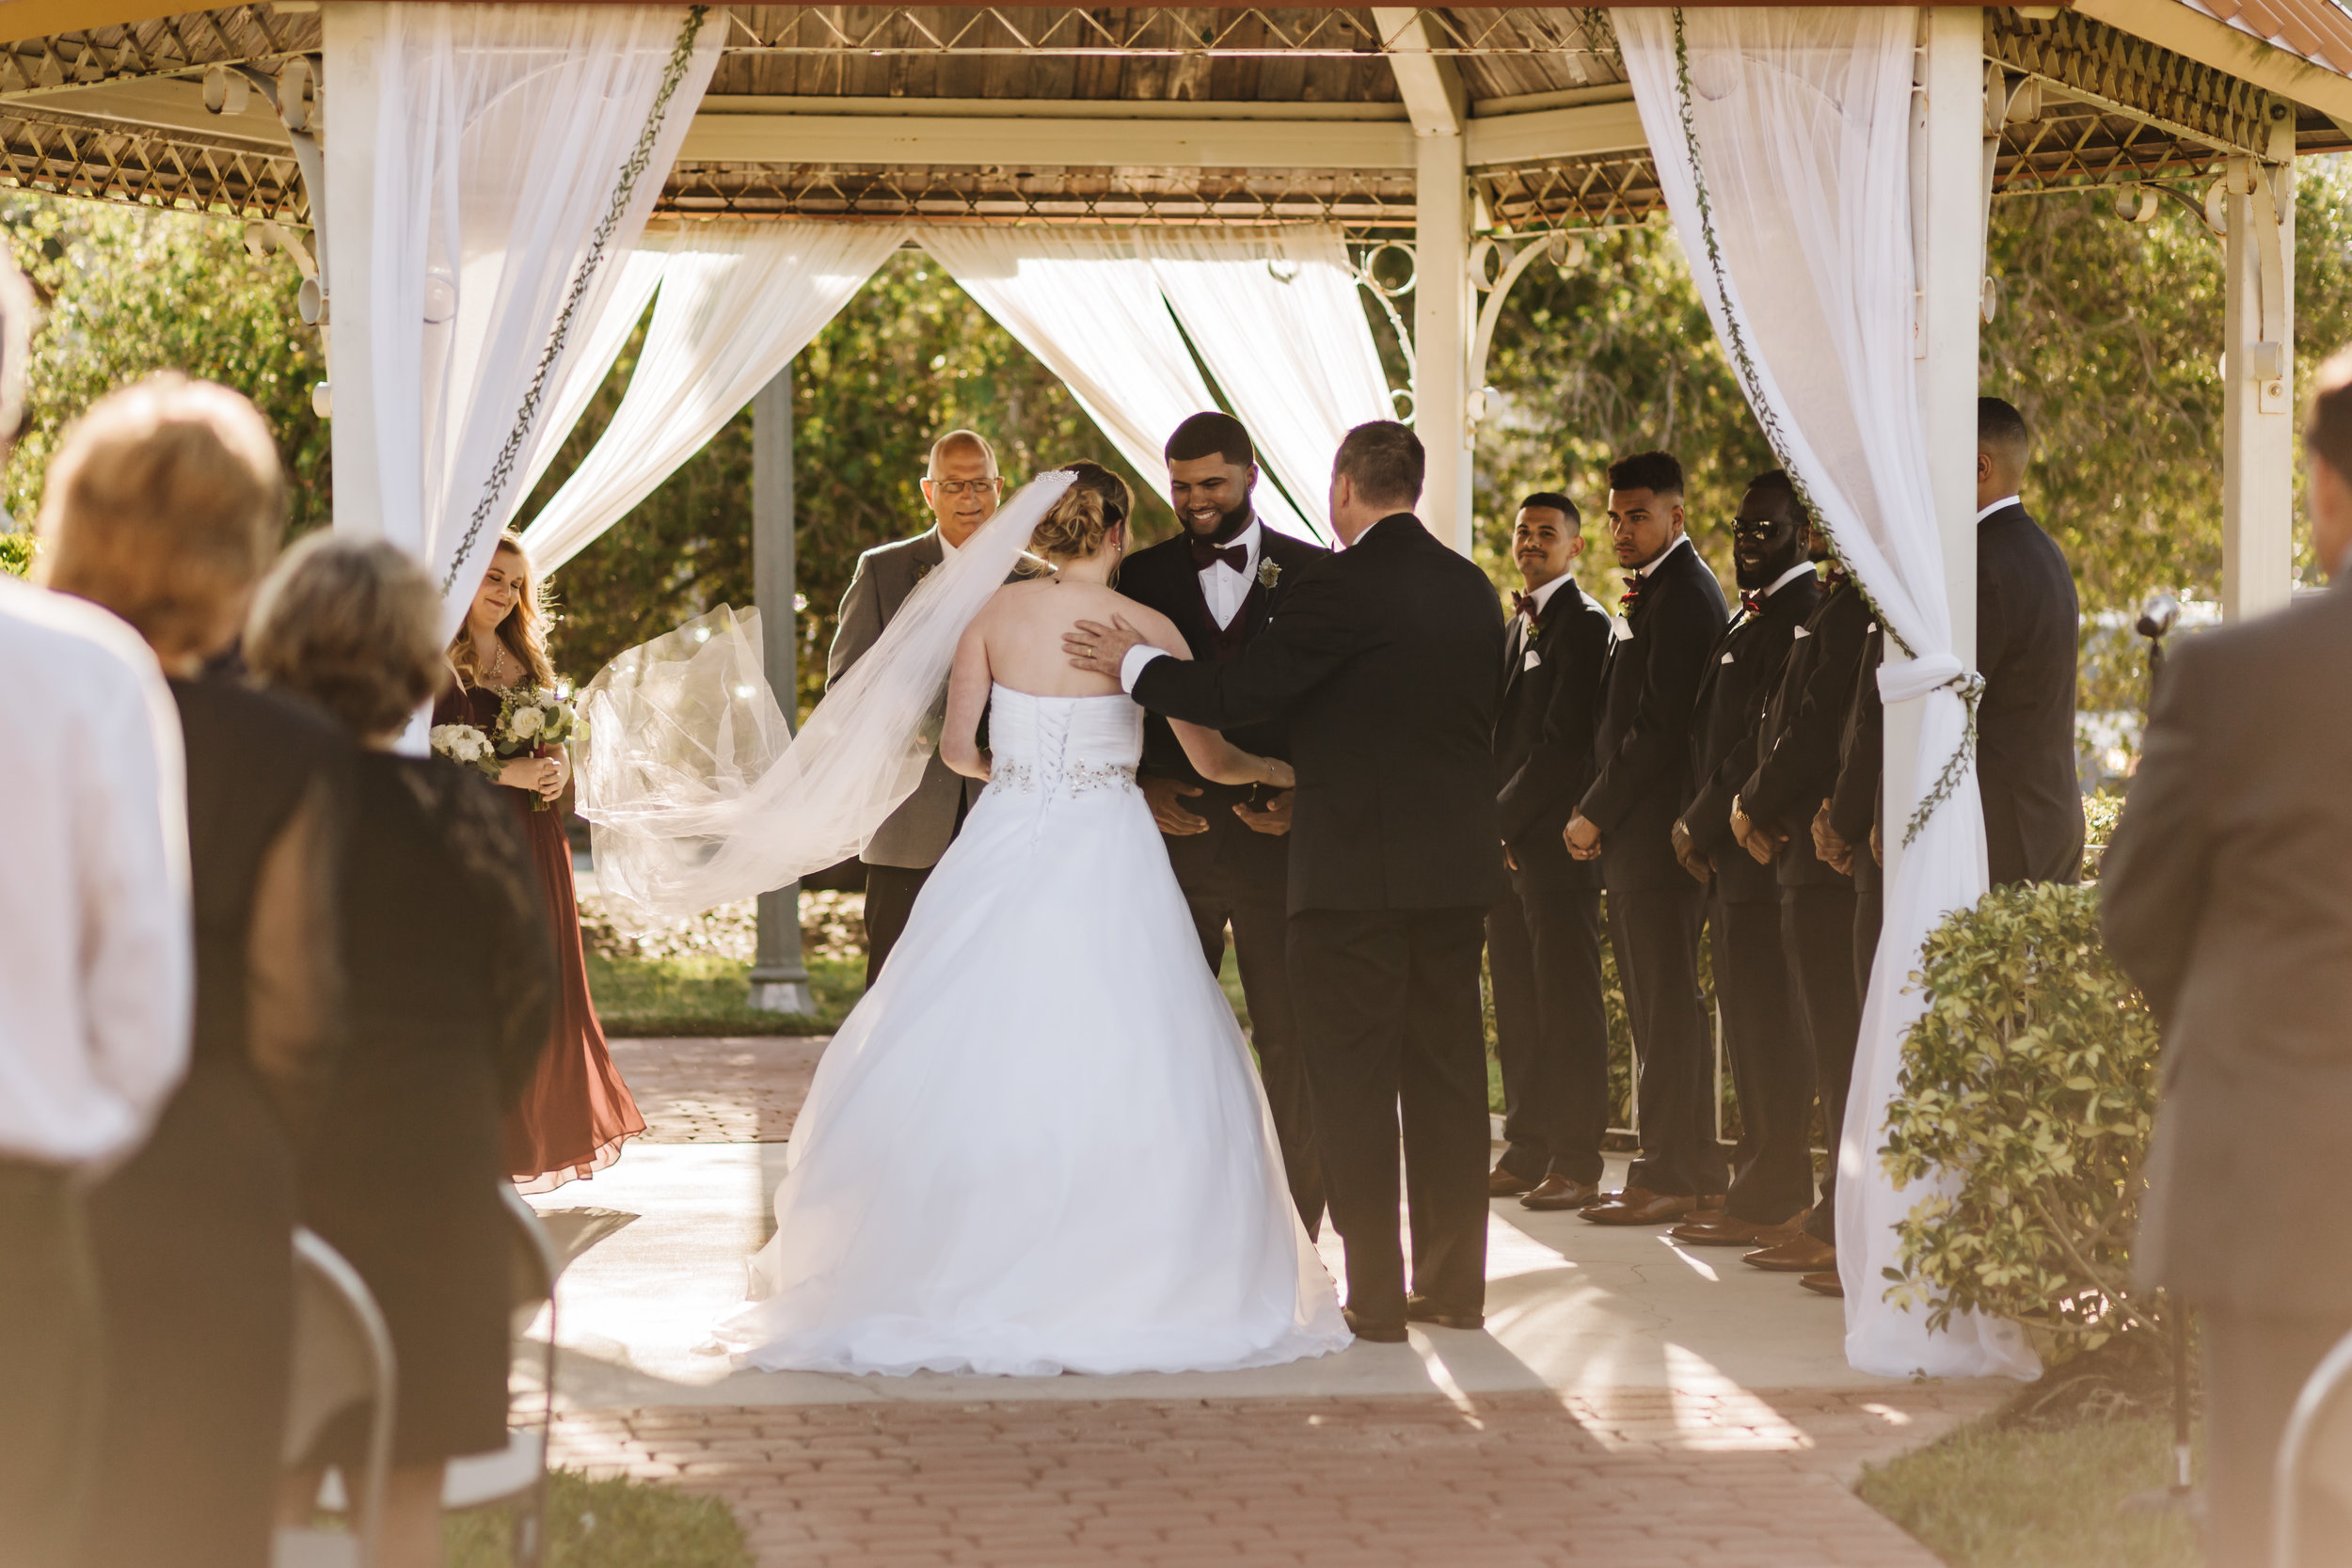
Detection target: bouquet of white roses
<box><xmin>492</xmin><ymin>686</ymin><xmax>580</xmax><ymax>811</ymax></box>
<box><xmin>428</xmin><ymin>722</ymin><xmax>503</xmax><ymax>781</ymax></box>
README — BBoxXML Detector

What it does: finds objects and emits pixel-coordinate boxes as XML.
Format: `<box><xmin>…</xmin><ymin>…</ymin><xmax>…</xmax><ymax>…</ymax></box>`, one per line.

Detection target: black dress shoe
<box><xmin>1404</xmin><ymin>1295</ymin><xmax>1485</xmax><ymax>1331</ymax></box>
<box><xmin>1343</xmin><ymin>1307</ymin><xmax>1408</xmax><ymax>1343</ymax></box>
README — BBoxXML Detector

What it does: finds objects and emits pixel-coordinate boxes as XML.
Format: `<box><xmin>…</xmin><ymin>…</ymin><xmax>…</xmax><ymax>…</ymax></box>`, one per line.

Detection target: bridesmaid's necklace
<box><xmin>482</xmin><ymin>638</ymin><xmax>511</xmax><ymax>688</ymax></box>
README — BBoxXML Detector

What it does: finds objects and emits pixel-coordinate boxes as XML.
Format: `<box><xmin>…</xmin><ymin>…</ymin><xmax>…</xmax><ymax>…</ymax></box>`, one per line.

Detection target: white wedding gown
<box><xmin>712</xmin><ymin>685</ymin><xmax>1351</xmax><ymax>1376</ymax></box>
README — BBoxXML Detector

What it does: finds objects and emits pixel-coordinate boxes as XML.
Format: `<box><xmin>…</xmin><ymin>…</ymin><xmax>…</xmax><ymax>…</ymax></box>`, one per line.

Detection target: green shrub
<box><xmin>0</xmin><ymin>530</ymin><xmax>29</xmax><ymax>578</ymax></box>
<box><xmin>1880</xmin><ymin>881</ymin><xmax>2164</xmax><ymax>1354</ymax></box>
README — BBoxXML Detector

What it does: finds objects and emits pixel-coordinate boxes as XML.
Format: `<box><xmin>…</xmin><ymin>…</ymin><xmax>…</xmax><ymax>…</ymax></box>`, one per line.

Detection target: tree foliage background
<box><xmin>7</xmin><ymin>164</ymin><xmax>2352</xmax><ymax>721</ymax></box>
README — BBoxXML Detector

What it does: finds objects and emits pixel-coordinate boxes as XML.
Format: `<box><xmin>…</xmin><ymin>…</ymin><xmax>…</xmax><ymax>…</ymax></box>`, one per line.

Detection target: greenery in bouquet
<box><xmin>0</xmin><ymin>531</ymin><xmax>31</xmax><ymax>578</ymax></box>
<box><xmin>491</xmin><ymin>686</ymin><xmax>579</xmax><ymax>811</ymax></box>
<box><xmin>428</xmin><ymin>722</ymin><xmax>502</xmax><ymax>783</ymax></box>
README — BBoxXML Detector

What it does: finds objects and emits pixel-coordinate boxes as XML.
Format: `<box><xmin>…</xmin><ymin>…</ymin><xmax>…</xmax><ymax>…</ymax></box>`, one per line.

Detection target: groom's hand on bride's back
<box><xmin>1141</xmin><ymin>775</ymin><xmax>1211</xmax><ymax>835</ymax></box>
<box><xmin>1065</xmin><ymin>615</ymin><xmax>1146</xmax><ymax>676</ymax></box>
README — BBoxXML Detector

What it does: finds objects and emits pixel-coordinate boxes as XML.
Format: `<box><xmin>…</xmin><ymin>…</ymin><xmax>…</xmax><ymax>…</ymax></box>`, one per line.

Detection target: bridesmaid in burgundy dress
<box><xmin>438</xmin><ymin>530</ymin><xmax>644</xmax><ymax>1190</ymax></box>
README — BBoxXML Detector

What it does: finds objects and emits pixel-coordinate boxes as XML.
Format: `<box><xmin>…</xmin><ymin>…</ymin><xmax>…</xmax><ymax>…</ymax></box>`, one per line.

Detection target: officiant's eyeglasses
<box><xmin>928</xmin><ymin>478</ymin><xmax>1005</xmax><ymax>498</ymax></box>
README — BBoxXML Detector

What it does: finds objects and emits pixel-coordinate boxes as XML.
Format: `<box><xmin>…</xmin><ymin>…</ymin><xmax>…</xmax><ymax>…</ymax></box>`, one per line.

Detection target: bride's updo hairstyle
<box><xmin>1029</xmin><ymin>461</ymin><xmax>1133</xmax><ymax>562</ymax></box>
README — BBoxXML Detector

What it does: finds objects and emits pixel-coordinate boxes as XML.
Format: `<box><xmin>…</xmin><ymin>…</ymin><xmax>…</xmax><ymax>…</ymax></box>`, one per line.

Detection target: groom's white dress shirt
<box><xmin>1197</xmin><ymin>518</ymin><xmax>1263</xmax><ymax>631</ymax></box>
<box><xmin>0</xmin><ymin>578</ymin><xmax>192</xmax><ymax>1166</ymax></box>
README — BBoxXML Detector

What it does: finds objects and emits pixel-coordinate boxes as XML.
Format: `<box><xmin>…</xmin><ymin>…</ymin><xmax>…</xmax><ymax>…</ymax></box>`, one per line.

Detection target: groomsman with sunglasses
<box><xmin>1486</xmin><ymin>494</ymin><xmax>1614</xmax><ymax>1212</ymax></box>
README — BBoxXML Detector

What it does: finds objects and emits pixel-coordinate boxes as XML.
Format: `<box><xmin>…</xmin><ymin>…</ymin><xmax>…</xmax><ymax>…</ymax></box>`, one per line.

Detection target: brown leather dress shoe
<box><xmin>1581</xmin><ymin>1187</ymin><xmax>1700</xmax><ymax>1226</ymax></box>
<box><xmin>1405</xmin><ymin>1295</ymin><xmax>1486</xmax><ymax>1330</ymax></box>
<box><xmin>1488</xmin><ymin>1166</ymin><xmax>1538</xmax><ymax>1198</ymax></box>
<box><xmin>1743</xmin><ymin>1233</ymin><xmax>1837</xmax><ymax>1273</ymax></box>
<box><xmin>1343</xmin><ymin>1307</ymin><xmax>1408</xmax><ymax>1343</ymax></box>
<box><xmin>1668</xmin><ymin>1212</ymin><xmax>1804</xmax><ymax>1248</ymax></box>
<box><xmin>1798</xmin><ymin>1272</ymin><xmax>1844</xmax><ymax>1297</ymax></box>
<box><xmin>1518</xmin><ymin>1175</ymin><xmax>1603</xmax><ymax>1212</ymax></box>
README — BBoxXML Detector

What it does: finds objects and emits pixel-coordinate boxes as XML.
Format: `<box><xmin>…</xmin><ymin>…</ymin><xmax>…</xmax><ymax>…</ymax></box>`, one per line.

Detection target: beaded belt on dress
<box><xmin>990</xmin><ymin>759</ymin><xmax>1137</xmax><ymax>797</ymax></box>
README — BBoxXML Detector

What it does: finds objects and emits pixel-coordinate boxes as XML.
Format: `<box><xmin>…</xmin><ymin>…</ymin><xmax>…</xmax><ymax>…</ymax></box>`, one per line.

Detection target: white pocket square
<box><xmin>1611</xmin><ymin>615</ymin><xmax>1635</xmax><ymax>641</ymax></box>
<box><xmin>1721</xmin><ymin>652</ymin><xmax>1735</xmax><ymax>663</ymax></box>
<box><xmin>1522</xmin><ymin>650</ymin><xmax>1542</xmax><ymax>671</ymax></box>
<box><xmin>1792</xmin><ymin>626</ymin><xmax>1812</xmax><ymax>640</ymax></box>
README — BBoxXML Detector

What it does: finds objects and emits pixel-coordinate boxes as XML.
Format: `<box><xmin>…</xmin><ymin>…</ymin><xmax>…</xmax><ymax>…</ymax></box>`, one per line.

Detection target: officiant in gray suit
<box><xmin>830</xmin><ymin>428</ymin><xmax>1004</xmax><ymax>980</ymax></box>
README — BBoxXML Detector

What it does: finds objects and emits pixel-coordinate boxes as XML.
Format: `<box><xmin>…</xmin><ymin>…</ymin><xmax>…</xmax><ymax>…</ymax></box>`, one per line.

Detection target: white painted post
<box><xmin>1884</xmin><ymin>7</ymin><xmax>1985</xmax><ymax>886</ymax></box>
<box><xmin>319</xmin><ymin>3</ymin><xmax>380</xmax><ymax>539</ymax></box>
<box><xmin>2221</xmin><ymin>105</ymin><xmax>2298</xmax><ymax>621</ymax></box>
<box><xmin>1415</xmin><ymin>132</ymin><xmax>1475</xmax><ymax>555</ymax></box>
<box><xmin>748</xmin><ymin>364</ymin><xmax>816</xmax><ymax>1016</ymax></box>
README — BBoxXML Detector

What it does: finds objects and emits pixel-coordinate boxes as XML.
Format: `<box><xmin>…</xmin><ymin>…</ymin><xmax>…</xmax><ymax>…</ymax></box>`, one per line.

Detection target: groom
<box><xmin>1067</xmin><ymin>421</ymin><xmax>1506</xmax><ymax>1341</ymax></box>
<box><xmin>1117</xmin><ymin>412</ymin><xmax>1329</xmax><ymax>1234</ymax></box>
<box><xmin>830</xmin><ymin>428</ymin><xmax>1003</xmax><ymax>981</ymax></box>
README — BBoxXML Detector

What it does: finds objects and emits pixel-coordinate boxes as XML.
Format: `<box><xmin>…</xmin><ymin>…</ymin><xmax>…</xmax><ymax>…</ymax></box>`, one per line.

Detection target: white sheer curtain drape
<box><xmin>914</xmin><ymin>228</ymin><xmax>1313</xmax><ymax>540</ymax></box>
<box><xmin>1617</xmin><ymin>6</ymin><xmax>2037</xmax><ymax>1381</ymax></box>
<box><xmin>519</xmin><ymin>222</ymin><xmax>909</xmax><ymax>575</ymax></box>
<box><xmin>321</xmin><ymin>1</ymin><xmax>721</xmax><ymax>641</ymax></box>
<box><xmin>516</xmin><ymin>242</ymin><xmax>670</xmax><ymax>501</ymax></box>
<box><xmin>1141</xmin><ymin>226</ymin><xmax>1393</xmax><ymax>541</ymax></box>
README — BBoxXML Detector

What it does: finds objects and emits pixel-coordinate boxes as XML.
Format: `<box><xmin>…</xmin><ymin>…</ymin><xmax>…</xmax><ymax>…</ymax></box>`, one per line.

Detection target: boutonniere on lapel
<box><xmin>1257</xmin><ymin>558</ymin><xmax>1281</xmax><ymax>591</ymax></box>
<box><xmin>914</xmin><ymin>560</ymin><xmax>935</xmax><ymax>584</ymax></box>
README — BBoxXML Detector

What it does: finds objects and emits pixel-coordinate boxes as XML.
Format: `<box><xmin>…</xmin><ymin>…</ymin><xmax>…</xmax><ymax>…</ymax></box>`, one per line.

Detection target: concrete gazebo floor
<box><xmin>525</xmin><ymin>1037</ymin><xmax>2013</xmax><ymax>1566</ymax></box>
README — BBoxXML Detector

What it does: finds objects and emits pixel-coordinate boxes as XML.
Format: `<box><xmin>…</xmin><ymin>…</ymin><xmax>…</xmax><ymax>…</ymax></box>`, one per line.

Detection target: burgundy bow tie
<box><xmin>1618</xmin><ymin>574</ymin><xmax>1645</xmax><ymax>615</ymax></box>
<box><xmin>1191</xmin><ymin>539</ymin><xmax>1248</xmax><ymax>573</ymax></box>
<box><xmin>1740</xmin><ymin>589</ymin><xmax>1763</xmax><ymax>616</ymax></box>
<box><xmin>1510</xmin><ymin>590</ymin><xmax>1540</xmax><ymax>621</ymax></box>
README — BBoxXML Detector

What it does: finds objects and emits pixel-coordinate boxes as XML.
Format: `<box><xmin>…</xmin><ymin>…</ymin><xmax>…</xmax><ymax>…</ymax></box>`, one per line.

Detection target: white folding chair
<box><xmin>273</xmin><ymin>1229</ymin><xmax>396</xmax><ymax>1568</ymax></box>
<box><xmin>2272</xmin><ymin>1325</ymin><xmax>2352</xmax><ymax>1568</ymax></box>
<box><xmin>441</xmin><ymin>1185</ymin><xmax>561</xmax><ymax>1567</ymax></box>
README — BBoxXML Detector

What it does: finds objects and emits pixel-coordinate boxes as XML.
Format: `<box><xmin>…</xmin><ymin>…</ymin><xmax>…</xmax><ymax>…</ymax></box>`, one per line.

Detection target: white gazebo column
<box><xmin>1376</xmin><ymin>8</ymin><xmax>1475</xmax><ymax>553</ymax></box>
<box><xmin>1885</xmin><ymin>7</ymin><xmax>1985</xmax><ymax>884</ymax></box>
<box><xmin>2221</xmin><ymin>107</ymin><xmax>2298</xmax><ymax>621</ymax></box>
<box><xmin>319</xmin><ymin>4</ymin><xmax>380</xmax><ymax>540</ymax></box>
<box><xmin>748</xmin><ymin>364</ymin><xmax>817</xmax><ymax>1016</ymax></box>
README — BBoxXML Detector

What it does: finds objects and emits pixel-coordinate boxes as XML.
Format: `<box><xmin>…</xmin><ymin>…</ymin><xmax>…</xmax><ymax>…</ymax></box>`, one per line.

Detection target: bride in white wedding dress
<box><xmin>706</xmin><ymin>465</ymin><xmax>1349</xmax><ymax>1376</ymax></box>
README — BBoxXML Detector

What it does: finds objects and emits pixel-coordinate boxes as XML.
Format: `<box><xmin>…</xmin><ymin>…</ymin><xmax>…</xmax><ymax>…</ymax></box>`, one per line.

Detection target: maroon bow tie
<box><xmin>1510</xmin><ymin>590</ymin><xmax>1540</xmax><ymax>621</ymax></box>
<box><xmin>1740</xmin><ymin>589</ymin><xmax>1763</xmax><ymax>616</ymax></box>
<box><xmin>1191</xmin><ymin>539</ymin><xmax>1248</xmax><ymax>573</ymax></box>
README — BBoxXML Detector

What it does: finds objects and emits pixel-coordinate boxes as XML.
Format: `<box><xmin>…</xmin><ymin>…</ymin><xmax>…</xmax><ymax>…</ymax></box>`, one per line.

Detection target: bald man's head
<box><xmin>927</xmin><ymin>429</ymin><xmax>997</xmax><ymax>479</ymax></box>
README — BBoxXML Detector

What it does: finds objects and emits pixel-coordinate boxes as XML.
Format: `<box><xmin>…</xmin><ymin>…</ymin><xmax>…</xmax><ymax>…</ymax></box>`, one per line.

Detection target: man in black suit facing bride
<box><xmin>1117</xmin><ymin>412</ymin><xmax>1331</xmax><ymax>1233</ymax></box>
<box><xmin>1067</xmin><ymin>421</ymin><xmax>1505</xmax><ymax>1342</ymax></box>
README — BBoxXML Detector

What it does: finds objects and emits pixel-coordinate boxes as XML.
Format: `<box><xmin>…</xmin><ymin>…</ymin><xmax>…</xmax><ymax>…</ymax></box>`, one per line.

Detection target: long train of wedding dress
<box><xmin>712</xmin><ymin>685</ymin><xmax>1350</xmax><ymax>1376</ymax></box>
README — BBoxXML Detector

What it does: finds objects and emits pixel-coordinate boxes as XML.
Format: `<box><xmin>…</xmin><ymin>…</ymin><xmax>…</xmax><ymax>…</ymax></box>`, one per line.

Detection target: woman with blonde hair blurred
<box><xmin>38</xmin><ymin>373</ymin><xmax>347</xmax><ymax>1568</ymax></box>
<box><xmin>439</xmin><ymin>531</ymin><xmax>643</xmax><ymax>1190</ymax></box>
<box><xmin>250</xmin><ymin>534</ymin><xmax>553</xmax><ymax>1568</ymax></box>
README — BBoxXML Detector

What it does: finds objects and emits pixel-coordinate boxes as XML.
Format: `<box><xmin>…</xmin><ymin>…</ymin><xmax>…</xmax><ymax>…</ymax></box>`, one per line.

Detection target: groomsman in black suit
<box><xmin>1068</xmin><ymin>421</ymin><xmax>1505</xmax><ymax>1341</ymax></box>
<box><xmin>1724</xmin><ymin>521</ymin><xmax>1874</xmax><ymax>1290</ymax></box>
<box><xmin>1666</xmin><ymin>471</ymin><xmax>1820</xmax><ymax>1242</ymax></box>
<box><xmin>1974</xmin><ymin>397</ymin><xmax>2083</xmax><ymax>888</ymax></box>
<box><xmin>2102</xmin><ymin>354</ymin><xmax>2352</xmax><ymax>1568</ymax></box>
<box><xmin>1567</xmin><ymin>451</ymin><xmax>1732</xmax><ymax>1226</ymax></box>
<box><xmin>1486</xmin><ymin>494</ymin><xmax>1613</xmax><ymax>1212</ymax></box>
<box><xmin>1116</xmin><ymin>412</ymin><xmax>1331</xmax><ymax>1232</ymax></box>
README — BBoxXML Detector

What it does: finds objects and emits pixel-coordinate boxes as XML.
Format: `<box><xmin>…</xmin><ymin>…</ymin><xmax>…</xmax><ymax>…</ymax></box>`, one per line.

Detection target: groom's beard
<box><xmin>1185</xmin><ymin>494</ymin><xmax>1254</xmax><ymax>546</ymax></box>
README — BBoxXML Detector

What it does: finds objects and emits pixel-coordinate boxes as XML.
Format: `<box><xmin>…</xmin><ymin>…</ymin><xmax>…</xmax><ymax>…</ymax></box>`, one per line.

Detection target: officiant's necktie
<box><xmin>1191</xmin><ymin>539</ymin><xmax>1248</xmax><ymax>574</ymax></box>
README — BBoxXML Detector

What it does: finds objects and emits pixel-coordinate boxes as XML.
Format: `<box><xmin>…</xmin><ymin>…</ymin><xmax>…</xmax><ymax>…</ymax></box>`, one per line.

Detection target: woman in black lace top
<box><xmin>248</xmin><ymin>535</ymin><xmax>553</xmax><ymax>1568</ymax></box>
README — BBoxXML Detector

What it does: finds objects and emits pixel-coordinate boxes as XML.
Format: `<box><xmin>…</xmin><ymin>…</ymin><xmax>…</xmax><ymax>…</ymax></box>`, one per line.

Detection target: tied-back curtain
<box><xmin>1141</xmin><ymin>226</ymin><xmax>1395</xmax><ymax>541</ymax></box>
<box><xmin>1616</xmin><ymin>7</ymin><xmax>2036</xmax><ymax>1381</ymax></box>
<box><xmin>323</xmin><ymin>1</ymin><xmax>721</xmax><ymax>641</ymax></box>
<box><xmin>914</xmin><ymin>227</ymin><xmax>1314</xmax><ymax>541</ymax></box>
<box><xmin>519</xmin><ymin>222</ymin><xmax>908</xmax><ymax>576</ymax></box>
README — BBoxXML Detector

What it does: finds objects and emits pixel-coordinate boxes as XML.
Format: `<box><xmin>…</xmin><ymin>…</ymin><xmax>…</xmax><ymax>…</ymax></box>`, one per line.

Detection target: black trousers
<box><xmin>1486</xmin><ymin>879</ymin><xmax>1609</xmax><ymax>1185</ymax></box>
<box><xmin>1710</xmin><ymin>896</ymin><xmax>1814</xmax><ymax>1223</ymax></box>
<box><xmin>1287</xmin><ymin>908</ymin><xmax>1490</xmax><ymax>1323</ymax></box>
<box><xmin>2206</xmin><ymin>1306</ymin><xmax>2352</xmax><ymax>1568</ymax></box>
<box><xmin>1611</xmin><ymin>884</ymin><xmax>1726</xmax><ymax>1197</ymax></box>
<box><xmin>861</xmin><ymin>861</ymin><xmax>932</xmax><ymax>985</ymax></box>
<box><xmin>1180</xmin><ymin>855</ymin><xmax>1326</xmax><ymax>1236</ymax></box>
<box><xmin>1784</xmin><ymin>885</ymin><xmax>1860</xmax><ymax>1246</ymax></box>
<box><xmin>0</xmin><ymin>1160</ymin><xmax>100</xmax><ymax>1568</ymax></box>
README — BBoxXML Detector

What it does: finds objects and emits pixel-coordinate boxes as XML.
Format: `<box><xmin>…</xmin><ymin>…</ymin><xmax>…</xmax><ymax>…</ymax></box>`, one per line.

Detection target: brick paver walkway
<box><xmin>554</xmin><ymin>1385</ymin><xmax>2001</xmax><ymax>1567</ymax></box>
<box><xmin>611</xmin><ymin>1037</ymin><xmax>822</xmax><ymax>1144</ymax></box>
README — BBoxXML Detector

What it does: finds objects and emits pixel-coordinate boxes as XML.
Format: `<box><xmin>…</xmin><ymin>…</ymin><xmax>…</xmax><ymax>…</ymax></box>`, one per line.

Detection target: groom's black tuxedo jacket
<box><xmin>1577</xmin><ymin>536</ymin><xmax>1730</xmax><ymax>895</ymax></box>
<box><xmin>1493</xmin><ymin>583</ymin><xmax>1612</xmax><ymax>894</ymax></box>
<box><xmin>1132</xmin><ymin>513</ymin><xmax>1508</xmax><ymax>915</ymax></box>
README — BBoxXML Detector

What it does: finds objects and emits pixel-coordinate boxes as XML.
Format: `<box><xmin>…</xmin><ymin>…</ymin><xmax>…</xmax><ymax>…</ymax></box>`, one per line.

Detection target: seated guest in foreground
<box><xmin>1669</xmin><ymin>472</ymin><xmax>1819</xmax><ymax>1244</ymax></box>
<box><xmin>40</xmin><ymin>376</ymin><xmax>349</xmax><ymax>1568</ymax></box>
<box><xmin>1486</xmin><ymin>492</ymin><xmax>1613</xmax><ymax>1211</ymax></box>
<box><xmin>1974</xmin><ymin>397</ymin><xmax>2082</xmax><ymax>887</ymax></box>
<box><xmin>1565</xmin><ymin>451</ymin><xmax>1730</xmax><ymax>1226</ymax></box>
<box><xmin>443</xmin><ymin>531</ymin><xmax>644</xmax><ymax>1191</ymax></box>
<box><xmin>251</xmin><ymin>537</ymin><xmax>555</xmax><ymax>1568</ymax></box>
<box><xmin>2103</xmin><ymin>351</ymin><xmax>2352</xmax><ymax>1568</ymax></box>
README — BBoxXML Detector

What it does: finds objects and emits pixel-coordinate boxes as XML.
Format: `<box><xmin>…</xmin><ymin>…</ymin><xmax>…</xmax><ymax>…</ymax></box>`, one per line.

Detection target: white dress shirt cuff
<box><xmin>1119</xmin><ymin>643</ymin><xmax>1172</xmax><ymax>694</ymax></box>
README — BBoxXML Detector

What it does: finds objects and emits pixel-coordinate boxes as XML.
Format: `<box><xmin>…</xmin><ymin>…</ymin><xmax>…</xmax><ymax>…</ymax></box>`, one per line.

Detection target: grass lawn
<box><xmin>586</xmin><ymin>949</ymin><xmax>865</xmax><ymax>1036</ymax></box>
<box><xmin>447</xmin><ymin>1467</ymin><xmax>751</xmax><ymax>1567</ymax></box>
<box><xmin>1858</xmin><ymin>1411</ymin><xmax>2199</xmax><ymax>1568</ymax></box>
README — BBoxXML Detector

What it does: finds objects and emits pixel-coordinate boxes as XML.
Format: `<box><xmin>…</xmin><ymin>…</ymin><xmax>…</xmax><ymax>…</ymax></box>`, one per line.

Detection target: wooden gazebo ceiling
<box><xmin>0</xmin><ymin>5</ymin><xmax>2344</xmax><ymax>230</ymax></box>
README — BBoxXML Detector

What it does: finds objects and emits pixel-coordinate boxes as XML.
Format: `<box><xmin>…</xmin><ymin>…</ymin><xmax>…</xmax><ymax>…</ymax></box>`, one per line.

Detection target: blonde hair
<box><xmin>447</xmin><ymin>531</ymin><xmax>556</xmax><ymax>691</ymax></box>
<box><xmin>37</xmin><ymin>372</ymin><xmax>287</xmax><ymax>659</ymax></box>
<box><xmin>1031</xmin><ymin>462</ymin><xmax>1132</xmax><ymax>562</ymax></box>
<box><xmin>246</xmin><ymin>534</ymin><xmax>446</xmax><ymax>737</ymax></box>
